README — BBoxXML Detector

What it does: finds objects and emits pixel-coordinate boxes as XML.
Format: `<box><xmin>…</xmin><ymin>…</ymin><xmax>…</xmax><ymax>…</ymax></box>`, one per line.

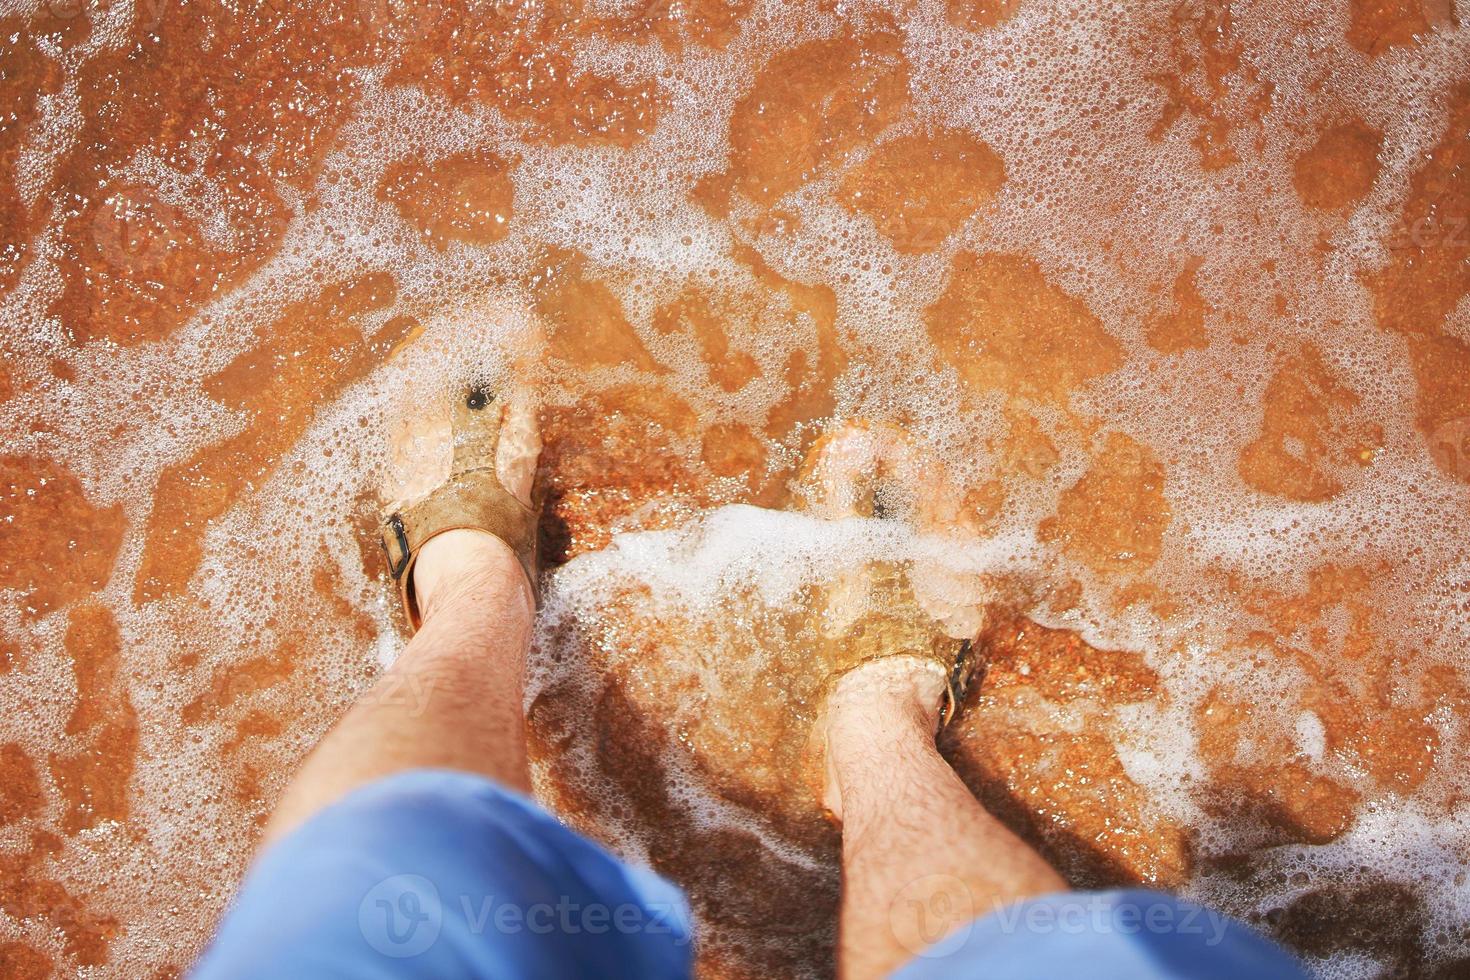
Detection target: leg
<box><xmin>197</xmin><ymin>543</ymin><xmax>692</xmax><ymax>979</ymax></box>
<box><xmin>264</xmin><ymin>528</ymin><xmax>533</xmax><ymax>845</ymax></box>
<box><xmin>199</xmin><ymin>396</ymin><xmax>694</xmax><ymax>977</ymax></box>
<box><xmin>263</xmin><ymin>390</ymin><xmax>543</xmax><ymax>846</ymax></box>
<box><xmin>820</xmin><ymin>658</ymin><xmax>1067</xmax><ymax>980</ymax></box>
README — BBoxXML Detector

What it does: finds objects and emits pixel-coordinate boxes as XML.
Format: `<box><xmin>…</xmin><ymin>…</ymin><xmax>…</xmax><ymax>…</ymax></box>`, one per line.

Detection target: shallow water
<box><xmin>1</xmin><ymin>0</ymin><xmax>1469</xmax><ymax>976</ymax></box>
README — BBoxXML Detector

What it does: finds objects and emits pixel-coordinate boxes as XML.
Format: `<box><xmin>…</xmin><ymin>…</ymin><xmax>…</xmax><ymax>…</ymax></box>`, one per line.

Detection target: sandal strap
<box><xmin>451</xmin><ymin>386</ymin><xmax>502</xmax><ymax>480</ymax></box>
<box><xmin>817</xmin><ymin>563</ymin><xmax>980</xmax><ymax>730</ymax></box>
<box><xmin>821</xmin><ymin>640</ymin><xmax>977</xmax><ymax>731</ymax></box>
<box><xmin>940</xmin><ymin>638</ymin><xmax>977</xmax><ymax>730</ymax></box>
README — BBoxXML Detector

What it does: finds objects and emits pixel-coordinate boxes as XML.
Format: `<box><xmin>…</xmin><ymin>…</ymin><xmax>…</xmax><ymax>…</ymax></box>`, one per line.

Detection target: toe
<box><xmin>495</xmin><ymin>390</ymin><xmax>541</xmax><ymax>508</ymax></box>
<box><xmin>382</xmin><ymin>409</ymin><xmax>453</xmax><ymax>506</ymax></box>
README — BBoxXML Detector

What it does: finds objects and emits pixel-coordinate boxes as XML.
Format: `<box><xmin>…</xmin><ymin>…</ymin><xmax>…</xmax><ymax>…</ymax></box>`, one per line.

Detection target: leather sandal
<box><xmin>803</xmin><ymin>566</ymin><xmax>979</xmax><ymax>820</ymax></box>
<box><xmin>815</xmin><ymin>562</ymin><xmax>979</xmax><ymax>730</ymax></box>
<box><xmin>379</xmin><ymin>384</ymin><xmax>539</xmax><ymax>631</ymax></box>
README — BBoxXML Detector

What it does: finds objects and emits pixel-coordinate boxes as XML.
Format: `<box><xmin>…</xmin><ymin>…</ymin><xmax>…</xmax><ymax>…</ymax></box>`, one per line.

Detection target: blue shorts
<box><xmin>191</xmin><ymin>769</ymin><xmax>1307</xmax><ymax>979</ymax></box>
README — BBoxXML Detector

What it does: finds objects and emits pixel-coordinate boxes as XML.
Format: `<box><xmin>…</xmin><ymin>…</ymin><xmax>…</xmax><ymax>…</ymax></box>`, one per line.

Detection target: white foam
<box><xmin>3</xmin><ymin>0</ymin><xmax>1469</xmax><ymax>974</ymax></box>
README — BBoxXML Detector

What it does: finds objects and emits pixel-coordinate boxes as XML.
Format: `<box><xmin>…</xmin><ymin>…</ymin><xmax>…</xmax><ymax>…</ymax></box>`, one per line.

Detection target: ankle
<box><xmin>826</xmin><ymin>696</ymin><xmax>937</xmax><ymax>774</ymax></box>
<box><xmin>827</xmin><ymin>656</ymin><xmax>947</xmax><ymax>736</ymax></box>
<box><xmin>413</xmin><ymin>529</ymin><xmax>530</xmax><ymax>622</ymax></box>
<box><xmin>818</xmin><ymin>659</ymin><xmax>949</xmax><ymax>822</ymax></box>
<box><xmin>827</xmin><ymin>692</ymin><xmax>934</xmax><ymax>751</ymax></box>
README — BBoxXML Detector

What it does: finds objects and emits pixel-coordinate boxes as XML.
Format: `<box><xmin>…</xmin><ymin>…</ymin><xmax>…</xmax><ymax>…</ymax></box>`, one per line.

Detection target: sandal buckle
<box><xmin>382</xmin><ymin>513</ymin><xmax>412</xmax><ymax>581</ymax></box>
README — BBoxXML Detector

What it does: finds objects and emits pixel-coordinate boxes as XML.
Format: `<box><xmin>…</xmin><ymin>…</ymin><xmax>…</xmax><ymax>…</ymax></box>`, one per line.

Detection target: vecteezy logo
<box><xmin>887</xmin><ymin>873</ymin><xmax>975</xmax><ymax>959</ymax></box>
<box><xmin>85</xmin><ymin>183</ymin><xmax>188</xmax><ymax>275</ymax></box>
<box><xmin>1429</xmin><ymin>416</ymin><xmax>1470</xmax><ymax>481</ymax></box>
<box><xmin>358</xmin><ymin>874</ymin><xmax>442</xmax><ymax>958</ymax></box>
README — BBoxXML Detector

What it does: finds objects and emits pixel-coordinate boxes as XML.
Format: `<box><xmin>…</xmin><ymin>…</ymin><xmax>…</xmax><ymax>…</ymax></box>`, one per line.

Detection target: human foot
<box><xmin>380</xmin><ymin>382</ymin><xmax>542</xmax><ymax>628</ymax></box>
<box><xmin>797</xmin><ymin>420</ymin><xmax>983</xmax><ymax>819</ymax></box>
<box><xmin>799</xmin><ymin>419</ymin><xmax>990</xmax><ymax>640</ymax></box>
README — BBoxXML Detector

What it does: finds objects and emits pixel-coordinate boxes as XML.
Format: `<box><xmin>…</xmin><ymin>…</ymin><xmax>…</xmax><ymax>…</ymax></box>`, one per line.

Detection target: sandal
<box><xmin>798</xmin><ymin>420</ymin><xmax>984</xmax><ymax>729</ymax></box>
<box><xmin>804</xmin><ymin>564</ymin><xmax>979</xmax><ymax>819</ymax></box>
<box><xmin>815</xmin><ymin>562</ymin><xmax>979</xmax><ymax>731</ymax></box>
<box><xmin>379</xmin><ymin>384</ymin><xmax>540</xmax><ymax>631</ymax></box>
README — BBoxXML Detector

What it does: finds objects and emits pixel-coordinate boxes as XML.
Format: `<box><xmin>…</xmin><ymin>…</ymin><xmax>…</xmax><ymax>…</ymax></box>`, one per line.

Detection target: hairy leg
<box><xmin>822</xmin><ymin>658</ymin><xmax>1067</xmax><ymax>980</ymax></box>
<box><xmin>263</xmin><ymin>528</ymin><xmax>533</xmax><ymax>846</ymax></box>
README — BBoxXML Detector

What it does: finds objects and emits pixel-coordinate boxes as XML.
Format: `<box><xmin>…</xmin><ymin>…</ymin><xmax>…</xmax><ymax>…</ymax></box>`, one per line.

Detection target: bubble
<box><xmin>3</xmin><ymin>0</ymin><xmax>1470</xmax><ymax>974</ymax></box>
